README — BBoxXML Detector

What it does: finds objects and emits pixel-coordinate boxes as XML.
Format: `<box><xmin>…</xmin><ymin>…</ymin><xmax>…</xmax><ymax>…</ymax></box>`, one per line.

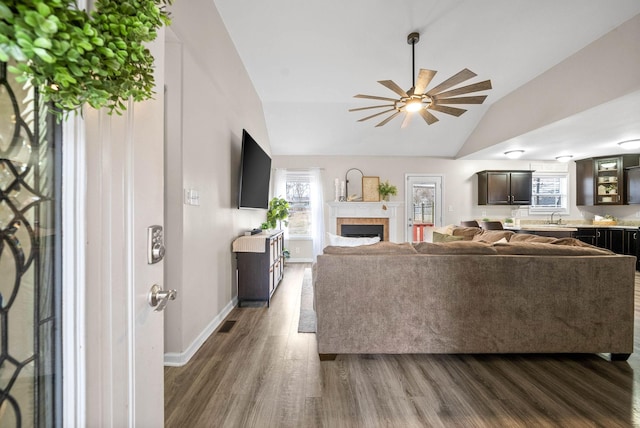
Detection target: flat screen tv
<box><xmin>238</xmin><ymin>129</ymin><xmax>271</xmax><ymax>209</ymax></box>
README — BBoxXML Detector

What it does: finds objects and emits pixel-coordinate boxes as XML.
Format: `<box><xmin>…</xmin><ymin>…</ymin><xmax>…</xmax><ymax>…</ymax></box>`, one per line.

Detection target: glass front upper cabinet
<box><xmin>595</xmin><ymin>157</ymin><xmax>622</xmax><ymax>204</ymax></box>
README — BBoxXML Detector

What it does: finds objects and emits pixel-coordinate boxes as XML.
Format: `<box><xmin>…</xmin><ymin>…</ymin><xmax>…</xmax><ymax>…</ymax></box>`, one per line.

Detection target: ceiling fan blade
<box><xmin>419</xmin><ymin>108</ymin><xmax>439</xmax><ymax>125</ymax></box>
<box><xmin>426</xmin><ymin>68</ymin><xmax>477</xmax><ymax>96</ymax></box>
<box><xmin>413</xmin><ymin>69</ymin><xmax>437</xmax><ymax>95</ymax></box>
<box><xmin>378</xmin><ymin>80</ymin><xmax>409</xmax><ymax>98</ymax></box>
<box><xmin>435</xmin><ymin>95</ymin><xmax>488</xmax><ymax>105</ymax></box>
<box><xmin>358</xmin><ymin>108</ymin><xmax>397</xmax><ymax>122</ymax></box>
<box><xmin>435</xmin><ymin>80</ymin><xmax>492</xmax><ymax>98</ymax></box>
<box><xmin>429</xmin><ymin>104</ymin><xmax>467</xmax><ymax>117</ymax></box>
<box><xmin>375</xmin><ymin>111</ymin><xmax>402</xmax><ymax>127</ymax></box>
<box><xmin>348</xmin><ymin>104</ymin><xmax>395</xmax><ymax>112</ymax></box>
<box><xmin>355</xmin><ymin>94</ymin><xmax>399</xmax><ymax>102</ymax></box>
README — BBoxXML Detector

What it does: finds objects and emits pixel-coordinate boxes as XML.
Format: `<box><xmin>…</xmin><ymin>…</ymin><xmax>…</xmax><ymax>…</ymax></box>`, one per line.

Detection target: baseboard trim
<box><xmin>163</xmin><ymin>296</ymin><xmax>238</xmax><ymax>367</ymax></box>
<box><xmin>287</xmin><ymin>257</ymin><xmax>313</xmax><ymax>263</ymax></box>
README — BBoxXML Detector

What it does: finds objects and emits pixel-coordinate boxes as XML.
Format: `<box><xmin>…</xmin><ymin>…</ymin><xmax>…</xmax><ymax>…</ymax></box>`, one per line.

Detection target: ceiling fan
<box><xmin>349</xmin><ymin>32</ymin><xmax>492</xmax><ymax>127</ymax></box>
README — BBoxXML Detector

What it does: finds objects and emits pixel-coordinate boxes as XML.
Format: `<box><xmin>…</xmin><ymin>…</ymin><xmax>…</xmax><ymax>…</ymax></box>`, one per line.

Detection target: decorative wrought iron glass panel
<box><xmin>0</xmin><ymin>62</ymin><xmax>60</xmax><ymax>427</ymax></box>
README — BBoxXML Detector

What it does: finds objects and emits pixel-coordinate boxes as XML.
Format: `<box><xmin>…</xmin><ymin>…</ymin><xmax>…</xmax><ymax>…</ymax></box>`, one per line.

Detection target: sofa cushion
<box><xmin>413</xmin><ymin>241</ymin><xmax>498</xmax><ymax>255</ymax></box>
<box><xmin>551</xmin><ymin>237</ymin><xmax>601</xmax><ymax>248</ymax></box>
<box><xmin>472</xmin><ymin>230</ymin><xmax>516</xmax><ymax>243</ymax></box>
<box><xmin>509</xmin><ymin>233</ymin><xmax>557</xmax><ymax>243</ymax></box>
<box><xmin>326</xmin><ymin>232</ymin><xmax>380</xmax><ymax>247</ymax></box>
<box><xmin>451</xmin><ymin>226</ymin><xmax>483</xmax><ymax>241</ymax></box>
<box><xmin>323</xmin><ymin>241</ymin><xmax>418</xmax><ymax>255</ymax></box>
<box><xmin>493</xmin><ymin>241</ymin><xmax>614</xmax><ymax>256</ymax></box>
<box><xmin>433</xmin><ymin>232</ymin><xmax>465</xmax><ymax>243</ymax></box>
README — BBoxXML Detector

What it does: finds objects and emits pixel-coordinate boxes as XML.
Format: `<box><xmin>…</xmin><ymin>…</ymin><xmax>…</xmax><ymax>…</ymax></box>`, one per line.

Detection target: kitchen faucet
<box><xmin>549</xmin><ymin>211</ymin><xmax>562</xmax><ymax>225</ymax></box>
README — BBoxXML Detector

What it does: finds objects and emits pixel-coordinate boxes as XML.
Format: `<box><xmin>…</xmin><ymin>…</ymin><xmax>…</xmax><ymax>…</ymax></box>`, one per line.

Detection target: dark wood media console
<box><xmin>234</xmin><ymin>230</ymin><xmax>284</xmax><ymax>307</ymax></box>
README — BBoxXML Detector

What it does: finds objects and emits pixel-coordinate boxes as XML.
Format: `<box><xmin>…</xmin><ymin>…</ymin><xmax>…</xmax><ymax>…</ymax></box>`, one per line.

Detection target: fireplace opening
<box><xmin>340</xmin><ymin>224</ymin><xmax>384</xmax><ymax>241</ymax></box>
<box><xmin>337</xmin><ymin>217</ymin><xmax>389</xmax><ymax>242</ymax></box>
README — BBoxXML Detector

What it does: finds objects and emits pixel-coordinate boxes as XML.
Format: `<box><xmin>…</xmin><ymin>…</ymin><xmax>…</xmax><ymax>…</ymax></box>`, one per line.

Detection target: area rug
<box><xmin>297</xmin><ymin>268</ymin><xmax>317</xmax><ymax>333</ymax></box>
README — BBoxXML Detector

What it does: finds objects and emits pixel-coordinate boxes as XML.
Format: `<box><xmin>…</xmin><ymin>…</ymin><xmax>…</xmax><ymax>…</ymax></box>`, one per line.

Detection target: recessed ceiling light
<box><xmin>618</xmin><ymin>139</ymin><xmax>640</xmax><ymax>150</ymax></box>
<box><xmin>555</xmin><ymin>155</ymin><xmax>573</xmax><ymax>162</ymax></box>
<box><xmin>504</xmin><ymin>150</ymin><xmax>524</xmax><ymax>159</ymax></box>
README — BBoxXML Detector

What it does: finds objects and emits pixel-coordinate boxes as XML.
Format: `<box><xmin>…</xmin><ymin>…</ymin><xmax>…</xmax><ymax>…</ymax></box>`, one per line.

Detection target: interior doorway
<box><xmin>405</xmin><ymin>174</ymin><xmax>443</xmax><ymax>242</ymax></box>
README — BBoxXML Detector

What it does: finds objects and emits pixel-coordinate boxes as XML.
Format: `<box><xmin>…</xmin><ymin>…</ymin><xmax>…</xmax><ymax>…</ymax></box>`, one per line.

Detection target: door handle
<box><xmin>148</xmin><ymin>284</ymin><xmax>177</xmax><ymax>312</ymax></box>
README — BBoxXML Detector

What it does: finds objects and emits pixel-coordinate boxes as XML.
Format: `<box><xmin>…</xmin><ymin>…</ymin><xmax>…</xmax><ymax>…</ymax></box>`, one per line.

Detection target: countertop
<box><xmin>505</xmin><ymin>225</ymin><xmax>577</xmax><ymax>232</ymax></box>
<box><xmin>506</xmin><ymin>224</ymin><xmax>640</xmax><ymax>231</ymax></box>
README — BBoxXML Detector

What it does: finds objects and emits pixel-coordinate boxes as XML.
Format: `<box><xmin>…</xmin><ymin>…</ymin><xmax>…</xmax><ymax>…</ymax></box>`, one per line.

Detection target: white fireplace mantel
<box><xmin>327</xmin><ymin>201</ymin><xmax>403</xmax><ymax>242</ymax></box>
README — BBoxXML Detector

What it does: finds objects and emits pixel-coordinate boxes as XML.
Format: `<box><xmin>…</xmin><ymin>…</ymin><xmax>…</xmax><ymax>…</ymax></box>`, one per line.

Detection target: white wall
<box><xmin>163</xmin><ymin>0</ymin><xmax>271</xmax><ymax>363</ymax></box>
<box><xmin>273</xmin><ymin>155</ymin><xmax>640</xmax><ymax>259</ymax></box>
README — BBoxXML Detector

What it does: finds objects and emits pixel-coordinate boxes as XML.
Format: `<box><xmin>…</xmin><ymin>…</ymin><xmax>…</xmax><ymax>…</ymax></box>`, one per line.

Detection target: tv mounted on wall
<box><xmin>238</xmin><ymin>129</ymin><xmax>271</xmax><ymax>209</ymax></box>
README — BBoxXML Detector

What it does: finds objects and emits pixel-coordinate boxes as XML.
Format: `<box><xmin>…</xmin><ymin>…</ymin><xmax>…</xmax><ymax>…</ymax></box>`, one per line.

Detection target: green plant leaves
<box><xmin>1</xmin><ymin>0</ymin><xmax>173</xmax><ymax>116</ymax></box>
<box><xmin>263</xmin><ymin>198</ymin><xmax>290</xmax><ymax>230</ymax></box>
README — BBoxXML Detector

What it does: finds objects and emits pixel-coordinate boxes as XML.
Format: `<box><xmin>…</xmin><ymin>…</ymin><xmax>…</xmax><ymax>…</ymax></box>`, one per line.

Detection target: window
<box><xmin>285</xmin><ymin>173</ymin><xmax>312</xmax><ymax>236</ymax></box>
<box><xmin>529</xmin><ymin>173</ymin><xmax>569</xmax><ymax>214</ymax></box>
<box><xmin>273</xmin><ymin>168</ymin><xmax>324</xmax><ymax>259</ymax></box>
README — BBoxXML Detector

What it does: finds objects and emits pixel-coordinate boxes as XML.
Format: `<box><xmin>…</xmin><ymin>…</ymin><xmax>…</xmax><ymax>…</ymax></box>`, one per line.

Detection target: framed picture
<box><xmin>362</xmin><ymin>176</ymin><xmax>380</xmax><ymax>202</ymax></box>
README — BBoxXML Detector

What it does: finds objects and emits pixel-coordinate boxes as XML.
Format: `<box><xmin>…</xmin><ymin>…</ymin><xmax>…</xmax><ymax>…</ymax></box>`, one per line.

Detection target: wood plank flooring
<box><xmin>165</xmin><ymin>264</ymin><xmax>640</xmax><ymax>427</ymax></box>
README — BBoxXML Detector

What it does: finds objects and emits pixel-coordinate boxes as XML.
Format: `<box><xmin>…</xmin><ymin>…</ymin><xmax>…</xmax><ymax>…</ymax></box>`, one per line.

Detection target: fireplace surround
<box><xmin>327</xmin><ymin>202</ymin><xmax>402</xmax><ymax>243</ymax></box>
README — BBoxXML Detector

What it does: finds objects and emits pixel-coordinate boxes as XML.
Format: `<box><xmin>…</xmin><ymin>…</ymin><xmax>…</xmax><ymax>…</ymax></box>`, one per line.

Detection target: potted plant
<box><xmin>0</xmin><ymin>0</ymin><xmax>172</xmax><ymax>117</ymax></box>
<box><xmin>378</xmin><ymin>180</ymin><xmax>397</xmax><ymax>201</ymax></box>
<box><xmin>261</xmin><ymin>197</ymin><xmax>290</xmax><ymax>231</ymax></box>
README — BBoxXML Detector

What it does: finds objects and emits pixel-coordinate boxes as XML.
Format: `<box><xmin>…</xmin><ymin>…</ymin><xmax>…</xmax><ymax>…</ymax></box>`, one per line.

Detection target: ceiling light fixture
<box><xmin>349</xmin><ymin>32</ymin><xmax>492</xmax><ymax>127</ymax></box>
<box><xmin>504</xmin><ymin>150</ymin><xmax>525</xmax><ymax>159</ymax></box>
<box><xmin>618</xmin><ymin>139</ymin><xmax>640</xmax><ymax>150</ymax></box>
<box><xmin>555</xmin><ymin>155</ymin><xmax>573</xmax><ymax>162</ymax></box>
<box><xmin>405</xmin><ymin>97</ymin><xmax>423</xmax><ymax>112</ymax></box>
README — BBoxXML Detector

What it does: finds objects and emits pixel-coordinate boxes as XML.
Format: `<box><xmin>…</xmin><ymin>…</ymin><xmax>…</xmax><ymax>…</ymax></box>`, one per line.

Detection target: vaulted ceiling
<box><xmin>213</xmin><ymin>1</ymin><xmax>640</xmax><ymax>160</ymax></box>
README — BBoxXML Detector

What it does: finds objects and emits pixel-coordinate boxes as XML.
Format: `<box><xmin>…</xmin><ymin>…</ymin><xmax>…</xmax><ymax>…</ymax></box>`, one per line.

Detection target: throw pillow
<box><xmin>325</xmin><ymin>232</ymin><xmax>380</xmax><ymax>247</ymax></box>
<box><xmin>451</xmin><ymin>226</ymin><xmax>482</xmax><ymax>241</ymax></box>
<box><xmin>422</xmin><ymin>226</ymin><xmax>435</xmax><ymax>243</ymax></box>
<box><xmin>433</xmin><ymin>232</ymin><xmax>464</xmax><ymax>243</ymax></box>
<box><xmin>471</xmin><ymin>230</ymin><xmax>515</xmax><ymax>243</ymax></box>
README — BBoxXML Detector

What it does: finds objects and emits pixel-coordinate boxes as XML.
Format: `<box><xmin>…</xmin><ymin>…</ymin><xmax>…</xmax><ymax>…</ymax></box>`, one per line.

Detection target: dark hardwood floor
<box><xmin>165</xmin><ymin>264</ymin><xmax>640</xmax><ymax>427</ymax></box>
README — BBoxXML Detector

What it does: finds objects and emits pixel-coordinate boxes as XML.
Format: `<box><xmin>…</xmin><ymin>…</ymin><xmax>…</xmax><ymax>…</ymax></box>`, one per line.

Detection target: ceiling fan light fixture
<box><xmin>405</xmin><ymin>98</ymin><xmax>424</xmax><ymax>112</ymax></box>
<box><xmin>618</xmin><ymin>139</ymin><xmax>640</xmax><ymax>150</ymax></box>
<box><xmin>349</xmin><ymin>32</ymin><xmax>492</xmax><ymax>127</ymax></box>
<box><xmin>555</xmin><ymin>155</ymin><xmax>573</xmax><ymax>162</ymax></box>
<box><xmin>504</xmin><ymin>150</ymin><xmax>525</xmax><ymax>159</ymax></box>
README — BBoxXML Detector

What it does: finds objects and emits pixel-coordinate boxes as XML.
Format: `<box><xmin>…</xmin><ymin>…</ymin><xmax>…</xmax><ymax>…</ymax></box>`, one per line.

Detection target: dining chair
<box><xmin>480</xmin><ymin>221</ymin><xmax>504</xmax><ymax>230</ymax></box>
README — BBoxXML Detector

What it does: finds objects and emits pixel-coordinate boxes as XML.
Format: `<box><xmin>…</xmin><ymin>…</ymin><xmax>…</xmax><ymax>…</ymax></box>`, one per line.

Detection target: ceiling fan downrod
<box><xmin>407</xmin><ymin>32</ymin><xmax>420</xmax><ymax>90</ymax></box>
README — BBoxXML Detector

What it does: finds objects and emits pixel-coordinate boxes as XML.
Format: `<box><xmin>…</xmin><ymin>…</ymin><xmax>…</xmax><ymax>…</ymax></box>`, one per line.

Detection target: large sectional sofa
<box><xmin>314</xmin><ymin>228</ymin><xmax>636</xmax><ymax>361</ymax></box>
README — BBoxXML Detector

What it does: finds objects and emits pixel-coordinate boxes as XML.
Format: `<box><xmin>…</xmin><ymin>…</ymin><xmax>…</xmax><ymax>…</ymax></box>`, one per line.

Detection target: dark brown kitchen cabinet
<box><xmin>626</xmin><ymin>166</ymin><xmax>640</xmax><ymax>204</ymax></box>
<box><xmin>623</xmin><ymin>228</ymin><xmax>640</xmax><ymax>270</ymax></box>
<box><xmin>573</xmin><ymin>228</ymin><xmax>598</xmax><ymax>246</ymax></box>
<box><xmin>477</xmin><ymin>170</ymin><xmax>532</xmax><ymax>205</ymax></box>
<box><xmin>602</xmin><ymin>228</ymin><xmax>625</xmax><ymax>254</ymax></box>
<box><xmin>575</xmin><ymin>155</ymin><xmax>640</xmax><ymax>205</ymax></box>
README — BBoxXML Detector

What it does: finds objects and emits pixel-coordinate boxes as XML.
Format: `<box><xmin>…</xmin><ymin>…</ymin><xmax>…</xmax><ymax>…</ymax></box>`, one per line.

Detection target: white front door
<box><xmin>405</xmin><ymin>174</ymin><xmax>443</xmax><ymax>242</ymax></box>
<box><xmin>81</xmin><ymin>32</ymin><xmax>167</xmax><ymax>427</ymax></box>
